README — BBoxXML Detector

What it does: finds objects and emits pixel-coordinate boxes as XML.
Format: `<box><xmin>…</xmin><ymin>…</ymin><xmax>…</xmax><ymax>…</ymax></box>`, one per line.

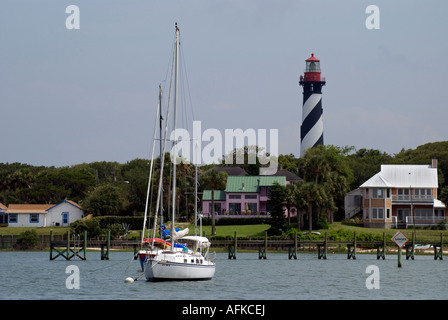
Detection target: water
<box><xmin>0</xmin><ymin>251</ymin><xmax>447</xmax><ymax>300</ymax></box>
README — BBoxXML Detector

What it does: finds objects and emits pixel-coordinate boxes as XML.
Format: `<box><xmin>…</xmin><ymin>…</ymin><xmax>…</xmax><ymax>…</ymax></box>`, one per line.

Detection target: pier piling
<box><xmin>288</xmin><ymin>232</ymin><xmax>297</xmax><ymax>259</ymax></box>
<box><xmin>228</xmin><ymin>231</ymin><xmax>237</xmax><ymax>259</ymax></box>
<box><xmin>376</xmin><ymin>232</ymin><xmax>386</xmax><ymax>260</ymax></box>
<box><xmin>318</xmin><ymin>232</ymin><xmax>327</xmax><ymax>259</ymax></box>
<box><xmin>50</xmin><ymin>230</ymin><xmax>86</xmax><ymax>260</ymax></box>
<box><xmin>347</xmin><ymin>232</ymin><xmax>356</xmax><ymax>259</ymax></box>
<box><xmin>101</xmin><ymin>230</ymin><xmax>111</xmax><ymax>260</ymax></box>
<box><xmin>258</xmin><ymin>231</ymin><xmax>267</xmax><ymax>259</ymax></box>
<box><xmin>434</xmin><ymin>233</ymin><xmax>443</xmax><ymax>260</ymax></box>
<box><xmin>405</xmin><ymin>232</ymin><xmax>415</xmax><ymax>260</ymax></box>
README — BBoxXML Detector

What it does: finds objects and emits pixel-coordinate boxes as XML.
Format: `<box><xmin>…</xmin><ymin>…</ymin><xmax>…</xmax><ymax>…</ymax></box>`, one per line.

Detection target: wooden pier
<box><xmin>47</xmin><ymin>229</ymin><xmax>444</xmax><ymax>262</ymax></box>
<box><xmin>49</xmin><ymin>230</ymin><xmax>140</xmax><ymax>260</ymax></box>
<box><xmin>49</xmin><ymin>230</ymin><xmax>87</xmax><ymax>261</ymax></box>
<box><xmin>213</xmin><ymin>231</ymin><xmax>445</xmax><ymax>260</ymax></box>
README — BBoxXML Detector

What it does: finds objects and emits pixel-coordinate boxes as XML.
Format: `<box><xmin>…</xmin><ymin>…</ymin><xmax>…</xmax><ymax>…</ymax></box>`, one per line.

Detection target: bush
<box><xmin>15</xmin><ymin>230</ymin><xmax>41</xmax><ymax>250</ymax></box>
<box><xmin>71</xmin><ymin>219</ymin><xmax>102</xmax><ymax>238</ymax></box>
<box><xmin>96</xmin><ymin>216</ymin><xmax>144</xmax><ymax>230</ymax></box>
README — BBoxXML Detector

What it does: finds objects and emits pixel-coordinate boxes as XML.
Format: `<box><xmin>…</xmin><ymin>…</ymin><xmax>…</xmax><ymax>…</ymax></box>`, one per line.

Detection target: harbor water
<box><xmin>0</xmin><ymin>251</ymin><xmax>447</xmax><ymax>300</ymax></box>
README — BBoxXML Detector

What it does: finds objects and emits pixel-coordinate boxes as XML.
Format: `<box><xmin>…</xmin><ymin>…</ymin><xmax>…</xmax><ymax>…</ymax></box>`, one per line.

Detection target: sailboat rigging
<box><xmin>137</xmin><ymin>23</ymin><xmax>215</xmax><ymax>281</ymax></box>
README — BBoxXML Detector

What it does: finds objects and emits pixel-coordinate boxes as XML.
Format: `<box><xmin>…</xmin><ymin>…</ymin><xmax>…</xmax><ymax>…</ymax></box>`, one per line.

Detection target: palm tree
<box><xmin>295</xmin><ymin>181</ymin><xmax>327</xmax><ymax>232</ymax></box>
<box><xmin>284</xmin><ymin>182</ymin><xmax>298</xmax><ymax>226</ymax></box>
<box><xmin>298</xmin><ymin>145</ymin><xmax>353</xmax><ymax>225</ymax></box>
<box><xmin>199</xmin><ymin>169</ymin><xmax>227</xmax><ymax>235</ymax></box>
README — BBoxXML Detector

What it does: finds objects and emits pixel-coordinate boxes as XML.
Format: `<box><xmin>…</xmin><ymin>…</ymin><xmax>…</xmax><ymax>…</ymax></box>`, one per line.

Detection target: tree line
<box><xmin>1</xmin><ymin>141</ymin><xmax>447</xmax><ymax>232</ymax></box>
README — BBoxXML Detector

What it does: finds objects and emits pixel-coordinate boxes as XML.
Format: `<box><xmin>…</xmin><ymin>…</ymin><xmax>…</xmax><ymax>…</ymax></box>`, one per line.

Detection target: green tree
<box><xmin>199</xmin><ymin>169</ymin><xmax>228</xmax><ymax>235</ymax></box>
<box><xmin>267</xmin><ymin>182</ymin><xmax>287</xmax><ymax>235</ymax></box>
<box><xmin>295</xmin><ymin>181</ymin><xmax>327</xmax><ymax>232</ymax></box>
<box><xmin>71</xmin><ymin>218</ymin><xmax>102</xmax><ymax>238</ymax></box>
<box><xmin>346</xmin><ymin>148</ymin><xmax>393</xmax><ymax>190</ymax></box>
<box><xmin>284</xmin><ymin>182</ymin><xmax>298</xmax><ymax>226</ymax></box>
<box><xmin>278</xmin><ymin>154</ymin><xmax>300</xmax><ymax>175</ymax></box>
<box><xmin>296</xmin><ymin>145</ymin><xmax>353</xmax><ymax>228</ymax></box>
<box><xmin>83</xmin><ymin>184</ymin><xmax>126</xmax><ymax>216</ymax></box>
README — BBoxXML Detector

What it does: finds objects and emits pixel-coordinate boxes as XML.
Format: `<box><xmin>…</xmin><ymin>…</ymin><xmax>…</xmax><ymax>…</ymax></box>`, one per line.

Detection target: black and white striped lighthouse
<box><xmin>299</xmin><ymin>53</ymin><xmax>326</xmax><ymax>156</ymax></box>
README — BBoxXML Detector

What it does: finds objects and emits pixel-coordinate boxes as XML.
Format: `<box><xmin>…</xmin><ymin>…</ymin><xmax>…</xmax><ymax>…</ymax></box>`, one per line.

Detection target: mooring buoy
<box><xmin>125</xmin><ymin>277</ymin><xmax>135</xmax><ymax>283</ymax></box>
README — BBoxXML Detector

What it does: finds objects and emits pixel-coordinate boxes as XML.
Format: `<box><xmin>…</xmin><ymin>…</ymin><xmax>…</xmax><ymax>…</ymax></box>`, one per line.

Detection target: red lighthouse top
<box><xmin>301</xmin><ymin>53</ymin><xmax>323</xmax><ymax>82</ymax></box>
<box><xmin>306</xmin><ymin>53</ymin><xmax>320</xmax><ymax>62</ymax></box>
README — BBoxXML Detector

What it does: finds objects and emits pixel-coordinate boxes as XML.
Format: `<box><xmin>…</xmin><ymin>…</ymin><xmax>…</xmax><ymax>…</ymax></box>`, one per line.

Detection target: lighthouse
<box><xmin>299</xmin><ymin>53</ymin><xmax>326</xmax><ymax>157</ymax></box>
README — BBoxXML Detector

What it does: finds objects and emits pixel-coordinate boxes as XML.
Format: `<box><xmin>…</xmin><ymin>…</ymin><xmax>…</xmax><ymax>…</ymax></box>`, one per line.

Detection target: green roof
<box><xmin>202</xmin><ymin>190</ymin><xmax>226</xmax><ymax>201</ymax></box>
<box><xmin>225</xmin><ymin>176</ymin><xmax>286</xmax><ymax>193</ymax></box>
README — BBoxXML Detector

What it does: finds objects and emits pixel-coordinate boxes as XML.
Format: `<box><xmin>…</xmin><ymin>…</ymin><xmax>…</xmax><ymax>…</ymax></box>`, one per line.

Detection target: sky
<box><xmin>1</xmin><ymin>0</ymin><xmax>447</xmax><ymax>167</ymax></box>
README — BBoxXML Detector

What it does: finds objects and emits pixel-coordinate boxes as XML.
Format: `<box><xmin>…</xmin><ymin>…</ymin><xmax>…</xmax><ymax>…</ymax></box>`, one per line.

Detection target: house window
<box><xmin>246</xmin><ymin>203</ymin><xmax>257</xmax><ymax>213</ymax></box>
<box><xmin>387</xmin><ymin>208</ymin><xmax>390</xmax><ymax>219</ymax></box>
<box><xmin>372</xmin><ymin>208</ymin><xmax>384</xmax><ymax>219</ymax></box>
<box><xmin>229</xmin><ymin>195</ymin><xmax>241</xmax><ymax>199</ymax></box>
<box><xmin>415</xmin><ymin>208</ymin><xmax>432</xmax><ymax>219</ymax></box>
<box><xmin>229</xmin><ymin>203</ymin><xmax>241</xmax><ymax>214</ymax></box>
<box><xmin>397</xmin><ymin>189</ymin><xmax>410</xmax><ymax>200</ymax></box>
<box><xmin>435</xmin><ymin>209</ymin><xmax>445</xmax><ymax>218</ymax></box>
<box><xmin>62</xmin><ymin>212</ymin><xmax>69</xmax><ymax>224</ymax></box>
<box><xmin>9</xmin><ymin>214</ymin><xmax>18</xmax><ymax>223</ymax></box>
<box><xmin>372</xmin><ymin>188</ymin><xmax>384</xmax><ymax>199</ymax></box>
<box><xmin>414</xmin><ymin>188</ymin><xmax>432</xmax><ymax>199</ymax></box>
<box><xmin>30</xmin><ymin>213</ymin><xmax>39</xmax><ymax>223</ymax></box>
<box><xmin>208</xmin><ymin>203</ymin><xmax>222</xmax><ymax>215</ymax></box>
<box><xmin>245</xmin><ymin>195</ymin><xmax>257</xmax><ymax>199</ymax></box>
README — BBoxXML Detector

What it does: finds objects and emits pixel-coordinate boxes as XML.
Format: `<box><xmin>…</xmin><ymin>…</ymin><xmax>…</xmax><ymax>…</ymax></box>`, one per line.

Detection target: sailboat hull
<box><xmin>144</xmin><ymin>252</ymin><xmax>215</xmax><ymax>281</ymax></box>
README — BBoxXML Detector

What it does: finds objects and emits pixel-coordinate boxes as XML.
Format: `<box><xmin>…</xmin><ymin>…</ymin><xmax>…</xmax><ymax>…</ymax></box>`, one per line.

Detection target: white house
<box><xmin>5</xmin><ymin>200</ymin><xmax>84</xmax><ymax>227</ymax></box>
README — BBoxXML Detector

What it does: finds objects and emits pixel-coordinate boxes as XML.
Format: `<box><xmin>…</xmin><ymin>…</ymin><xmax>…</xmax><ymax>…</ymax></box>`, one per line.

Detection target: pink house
<box><xmin>202</xmin><ymin>175</ymin><xmax>288</xmax><ymax>218</ymax></box>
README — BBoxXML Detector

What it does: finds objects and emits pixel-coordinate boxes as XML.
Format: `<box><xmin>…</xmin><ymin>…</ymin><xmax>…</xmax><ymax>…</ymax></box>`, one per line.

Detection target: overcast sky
<box><xmin>1</xmin><ymin>1</ymin><xmax>447</xmax><ymax>167</ymax></box>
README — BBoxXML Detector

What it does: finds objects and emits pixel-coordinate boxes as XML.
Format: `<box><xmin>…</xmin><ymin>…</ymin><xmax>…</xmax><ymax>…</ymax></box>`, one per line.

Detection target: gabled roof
<box><xmin>5</xmin><ymin>200</ymin><xmax>82</xmax><ymax>214</ymax></box>
<box><xmin>360</xmin><ymin>164</ymin><xmax>438</xmax><ymax>188</ymax></box>
<box><xmin>47</xmin><ymin>200</ymin><xmax>82</xmax><ymax>211</ymax></box>
<box><xmin>202</xmin><ymin>190</ymin><xmax>226</xmax><ymax>201</ymax></box>
<box><xmin>6</xmin><ymin>204</ymin><xmax>53</xmax><ymax>214</ymax></box>
<box><xmin>212</xmin><ymin>166</ymin><xmax>247</xmax><ymax>176</ymax></box>
<box><xmin>226</xmin><ymin>176</ymin><xmax>286</xmax><ymax>193</ymax></box>
<box><xmin>0</xmin><ymin>203</ymin><xmax>7</xmax><ymax>211</ymax></box>
<box><xmin>268</xmin><ymin>169</ymin><xmax>302</xmax><ymax>183</ymax></box>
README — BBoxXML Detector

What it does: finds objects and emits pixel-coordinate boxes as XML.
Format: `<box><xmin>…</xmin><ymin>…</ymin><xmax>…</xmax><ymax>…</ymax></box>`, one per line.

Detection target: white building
<box><xmin>5</xmin><ymin>200</ymin><xmax>84</xmax><ymax>227</ymax></box>
<box><xmin>357</xmin><ymin>159</ymin><xmax>446</xmax><ymax>228</ymax></box>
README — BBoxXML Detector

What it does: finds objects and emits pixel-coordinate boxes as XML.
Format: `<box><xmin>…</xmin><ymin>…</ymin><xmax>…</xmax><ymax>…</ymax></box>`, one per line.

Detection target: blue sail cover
<box><xmin>159</xmin><ymin>224</ymin><xmax>180</xmax><ymax>238</ymax></box>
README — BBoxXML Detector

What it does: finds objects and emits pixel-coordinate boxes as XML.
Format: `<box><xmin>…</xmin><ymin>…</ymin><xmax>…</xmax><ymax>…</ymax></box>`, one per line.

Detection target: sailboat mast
<box><xmin>141</xmin><ymin>95</ymin><xmax>161</xmax><ymax>246</ymax></box>
<box><xmin>159</xmin><ymin>84</ymin><xmax>164</xmax><ymax>229</ymax></box>
<box><xmin>194</xmin><ymin>143</ymin><xmax>198</xmax><ymax>236</ymax></box>
<box><xmin>171</xmin><ymin>23</ymin><xmax>180</xmax><ymax>244</ymax></box>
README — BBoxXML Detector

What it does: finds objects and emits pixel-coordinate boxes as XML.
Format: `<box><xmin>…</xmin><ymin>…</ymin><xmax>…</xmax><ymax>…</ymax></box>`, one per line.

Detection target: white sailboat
<box><xmin>139</xmin><ymin>23</ymin><xmax>215</xmax><ymax>281</ymax></box>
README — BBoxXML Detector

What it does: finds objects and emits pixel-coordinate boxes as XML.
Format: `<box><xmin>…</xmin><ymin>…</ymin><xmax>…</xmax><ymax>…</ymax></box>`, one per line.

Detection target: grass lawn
<box><xmin>1</xmin><ymin>222</ymin><xmax>446</xmax><ymax>244</ymax></box>
<box><xmin>0</xmin><ymin>226</ymin><xmax>70</xmax><ymax>236</ymax></box>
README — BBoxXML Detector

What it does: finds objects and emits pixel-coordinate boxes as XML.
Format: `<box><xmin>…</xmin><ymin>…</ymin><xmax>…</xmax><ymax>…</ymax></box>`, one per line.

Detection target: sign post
<box><xmin>392</xmin><ymin>231</ymin><xmax>409</xmax><ymax>267</ymax></box>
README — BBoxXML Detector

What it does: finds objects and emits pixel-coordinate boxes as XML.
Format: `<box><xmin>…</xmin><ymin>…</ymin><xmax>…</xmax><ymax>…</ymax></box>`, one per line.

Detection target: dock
<box><xmin>46</xmin><ymin>230</ymin><xmax>444</xmax><ymax>261</ymax></box>
<box><xmin>212</xmin><ymin>231</ymin><xmax>444</xmax><ymax>260</ymax></box>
